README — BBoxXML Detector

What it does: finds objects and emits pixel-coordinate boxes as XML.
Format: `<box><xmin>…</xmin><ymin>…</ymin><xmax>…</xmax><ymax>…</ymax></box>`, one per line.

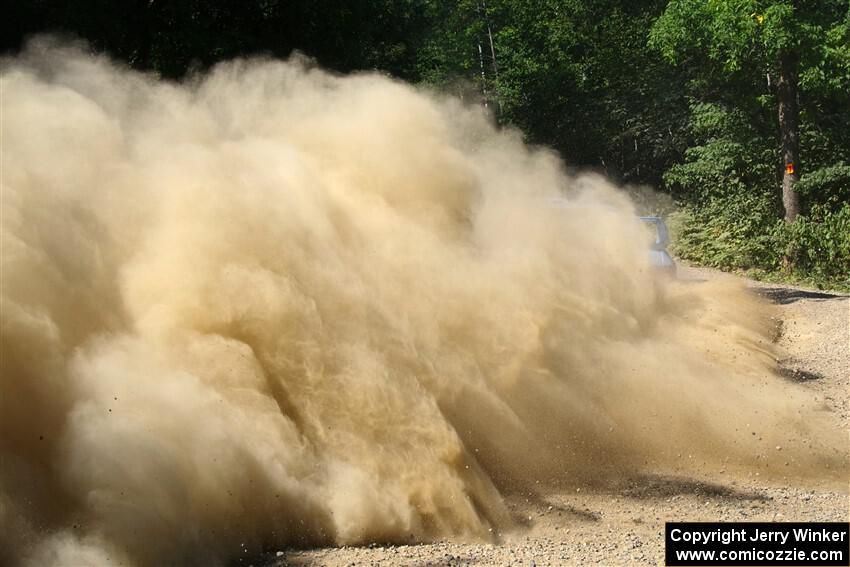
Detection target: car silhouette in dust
<box><xmin>640</xmin><ymin>216</ymin><xmax>676</xmax><ymax>277</ymax></box>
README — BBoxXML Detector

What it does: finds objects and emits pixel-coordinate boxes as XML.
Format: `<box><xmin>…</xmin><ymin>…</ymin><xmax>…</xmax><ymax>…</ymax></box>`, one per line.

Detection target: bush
<box><xmin>794</xmin><ymin>164</ymin><xmax>850</xmax><ymax>211</ymax></box>
<box><xmin>778</xmin><ymin>203</ymin><xmax>850</xmax><ymax>287</ymax></box>
<box><xmin>668</xmin><ymin>198</ymin><xmax>781</xmax><ymax>271</ymax></box>
<box><xmin>670</xmin><ymin>202</ymin><xmax>850</xmax><ymax>290</ymax></box>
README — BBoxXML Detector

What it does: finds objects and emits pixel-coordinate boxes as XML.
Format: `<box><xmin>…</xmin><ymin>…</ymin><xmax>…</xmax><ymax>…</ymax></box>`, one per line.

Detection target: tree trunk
<box><xmin>778</xmin><ymin>51</ymin><xmax>801</xmax><ymax>272</ymax></box>
<box><xmin>777</xmin><ymin>51</ymin><xmax>800</xmax><ymax>223</ymax></box>
<box><xmin>477</xmin><ymin>42</ymin><xmax>489</xmax><ymax>108</ymax></box>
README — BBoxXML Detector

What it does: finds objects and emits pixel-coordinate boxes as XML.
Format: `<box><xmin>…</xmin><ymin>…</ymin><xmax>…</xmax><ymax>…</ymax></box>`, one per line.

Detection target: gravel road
<box><xmin>267</xmin><ymin>267</ymin><xmax>849</xmax><ymax>567</ymax></box>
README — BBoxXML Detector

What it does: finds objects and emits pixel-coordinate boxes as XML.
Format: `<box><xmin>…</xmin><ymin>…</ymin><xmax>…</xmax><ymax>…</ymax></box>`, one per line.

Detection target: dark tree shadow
<box><xmin>409</xmin><ymin>555</ymin><xmax>485</xmax><ymax>567</ymax></box>
<box><xmin>611</xmin><ymin>474</ymin><xmax>769</xmax><ymax>501</ymax></box>
<box><xmin>755</xmin><ymin>287</ymin><xmax>846</xmax><ymax>305</ymax></box>
<box><xmin>777</xmin><ymin>366</ymin><xmax>824</xmax><ymax>382</ymax></box>
<box><xmin>542</xmin><ymin>502</ymin><xmax>601</xmax><ymax>522</ymax></box>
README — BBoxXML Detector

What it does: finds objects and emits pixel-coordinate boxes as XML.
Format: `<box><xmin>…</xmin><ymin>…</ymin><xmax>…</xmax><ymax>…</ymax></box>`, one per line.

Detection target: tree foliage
<box><xmin>5</xmin><ymin>0</ymin><xmax>432</xmax><ymax>79</ymax></box>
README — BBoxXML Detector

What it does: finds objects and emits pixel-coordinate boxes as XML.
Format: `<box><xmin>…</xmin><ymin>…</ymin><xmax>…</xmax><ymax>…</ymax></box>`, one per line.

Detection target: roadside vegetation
<box><xmin>7</xmin><ymin>0</ymin><xmax>848</xmax><ymax>289</ymax></box>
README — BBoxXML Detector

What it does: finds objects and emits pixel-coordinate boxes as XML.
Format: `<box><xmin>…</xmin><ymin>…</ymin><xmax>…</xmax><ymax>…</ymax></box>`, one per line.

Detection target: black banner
<box><xmin>666</xmin><ymin>522</ymin><xmax>850</xmax><ymax>566</ymax></box>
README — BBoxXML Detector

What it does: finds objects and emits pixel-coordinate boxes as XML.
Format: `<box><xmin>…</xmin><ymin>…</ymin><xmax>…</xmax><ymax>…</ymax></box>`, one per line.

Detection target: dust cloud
<box><xmin>1</xmin><ymin>38</ymin><xmax>845</xmax><ymax>566</ymax></box>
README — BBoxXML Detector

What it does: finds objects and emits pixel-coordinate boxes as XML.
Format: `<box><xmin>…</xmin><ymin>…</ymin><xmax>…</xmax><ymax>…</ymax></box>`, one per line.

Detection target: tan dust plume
<box><xmin>1</xmin><ymin>38</ymin><xmax>845</xmax><ymax>567</ymax></box>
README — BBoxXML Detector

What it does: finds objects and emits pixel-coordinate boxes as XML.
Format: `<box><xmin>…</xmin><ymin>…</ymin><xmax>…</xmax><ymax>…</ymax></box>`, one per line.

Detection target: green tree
<box><xmin>417</xmin><ymin>0</ymin><xmax>689</xmax><ymax>187</ymax></box>
<box><xmin>650</xmin><ymin>0</ymin><xmax>850</xmax><ymax>224</ymax></box>
<box><xmin>5</xmin><ymin>0</ymin><xmax>432</xmax><ymax>79</ymax></box>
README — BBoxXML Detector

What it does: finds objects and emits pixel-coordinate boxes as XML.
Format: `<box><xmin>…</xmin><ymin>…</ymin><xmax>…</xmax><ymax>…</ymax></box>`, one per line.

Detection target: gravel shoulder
<box><xmin>270</xmin><ymin>266</ymin><xmax>850</xmax><ymax>567</ymax></box>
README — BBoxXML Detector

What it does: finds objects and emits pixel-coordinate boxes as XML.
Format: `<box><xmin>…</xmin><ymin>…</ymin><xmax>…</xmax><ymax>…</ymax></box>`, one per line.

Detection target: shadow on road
<box><xmin>755</xmin><ymin>287</ymin><xmax>846</xmax><ymax>305</ymax></box>
<box><xmin>777</xmin><ymin>366</ymin><xmax>824</xmax><ymax>382</ymax></box>
<box><xmin>611</xmin><ymin>474</ymin><xmax>769</xmax><ymax>501</ymax></box>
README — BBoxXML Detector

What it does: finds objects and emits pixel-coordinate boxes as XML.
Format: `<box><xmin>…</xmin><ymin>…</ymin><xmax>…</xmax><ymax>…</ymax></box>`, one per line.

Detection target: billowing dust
<box><xmin>1</xmin><ymin>39</ymin><xmax>845</xmax><ymax>567</ymax></box>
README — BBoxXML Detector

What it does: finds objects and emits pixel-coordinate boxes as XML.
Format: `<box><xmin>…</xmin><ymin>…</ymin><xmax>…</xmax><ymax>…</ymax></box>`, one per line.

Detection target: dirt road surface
<box><xmin>268</xmin><ymin>266</ymin><xmax>849</xmax><ymax>567</ymax></box>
